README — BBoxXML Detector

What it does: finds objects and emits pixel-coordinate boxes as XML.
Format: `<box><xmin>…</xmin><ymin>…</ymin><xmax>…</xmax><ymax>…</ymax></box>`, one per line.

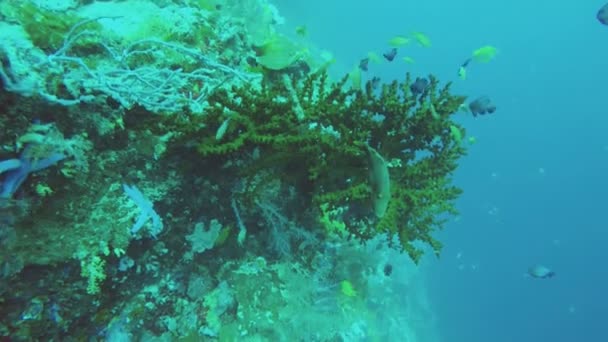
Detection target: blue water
<box><xmin>276</xmin><ymin>1</ymin><xmax>608</xmax><ymax>341</ymax></box>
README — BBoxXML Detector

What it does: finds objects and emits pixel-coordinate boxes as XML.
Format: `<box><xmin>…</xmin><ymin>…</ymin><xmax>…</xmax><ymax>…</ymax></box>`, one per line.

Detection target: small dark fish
<box><xmin>370</xmin><ymin>76</ymin><xmax>381</xmax><ymax>90</ymax></box>
<box><xmin>383</xmin><ymin>263</ymin><xmax>393</xmax><ymax>276</ymax></box>
<box><xmin>245</xmin><ymin>56</ymin><xmax>258</xmax><ymax>67</ymax></box>
<box><xmin>383</xmin><ymin>48</ymin><xmax>397</xmax><ymax>62</ymax></box>
<box><xmin>597</xmin><ymin>3</ymin><xmax>608</xmax><ymax>25</ymax></box>
<box><xmin>48</xmin><ymin>302</ymin><xmax>63</xmax><ymax>324</ymax></box>
<box><xmin>359</xmin><ymin>58</ymin><xmax>370</xmax><ymax>71</ymax></box>
<box><xmin>528</xmin><ymin>265</ymin><xmax>555</xmax><ymax>279</ymax></box>
<box><xmin>468</xmin><ymin>96</ymin><xmax>496</xmax><ymax>117</ymax></box>
<box><xmin>410</xmin><ymin>77</ymin><xmax>429</xmax><ymax>95</ymax></box>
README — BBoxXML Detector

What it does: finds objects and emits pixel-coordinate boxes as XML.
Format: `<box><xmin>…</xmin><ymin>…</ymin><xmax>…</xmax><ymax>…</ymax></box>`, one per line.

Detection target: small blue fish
<box><xmin>468</xmin><ymin>96</ymin><xmax>496</xmax><ymax>117</ymax></box>
<box><xmin>370</xmin><ymin>76</ymin><xmax>381</xmax><ymax>90</ymax></box>
<box><xmin>48</xmin><ymin>302</ymin><xmax>63</xmax><ymax>324</ymax></box>
<box><xmin>383</xmin><ymin>48</ymin><xmax>397</xmax><ymax>62</ymax></box>
<box><xmin>359</xmin><ymin>58</ymin><xmax>370</xmax><ymax>71</ymax></box>
<box><xmin>410</xmin><ymin>77</ymin><xmax>429</xmax><ymax>96</ymax></box>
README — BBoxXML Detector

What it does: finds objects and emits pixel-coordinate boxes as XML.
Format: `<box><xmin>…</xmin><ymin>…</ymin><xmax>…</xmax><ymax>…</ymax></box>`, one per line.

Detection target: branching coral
<box><xmin>180</xmin><ymin>71</ymin><xmax>468</xmax><ymax>263</ymax></box>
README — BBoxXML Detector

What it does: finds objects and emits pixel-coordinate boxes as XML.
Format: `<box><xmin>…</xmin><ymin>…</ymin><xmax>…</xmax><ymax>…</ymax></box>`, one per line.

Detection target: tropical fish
<box><xmin>472</xmin><ymin>45</ymin><xmax>498</xmax><ymax>63</ymax></box>
<box><xmin>383</xmin><ymin>48</ymin><xmax>398</xmax><ymax>62</ymax></box>
<box><xmin>295</xmin><ymin>25</ymin><xmax>308</xmax><ymax>37</ymax></box>
<box><xmin>597</xmin><ymin>3</ymin><xmax>608</xmax><ymax>25</ymax></box>
<box><xmin>370</xmin><ymin>76</ymin><xmax>381</xmax><ymax>89</ymax></box>
<box><xmin>367</xmin><ymin>51</ymin><xmax>382</xmax><ymax>63</ymax></box>
<box><xmin>528</xmin><ymin>265</ymin><xmax>556</xmax><ymax>279</ymax></box>
<box><xmin>457</xmin><ymin>58</ymin><xmax>472</xmax><ymax>80</ymax></box>
<box><xmin>410</xmin><ymin>77</ymin><xmax>429</xmax><ymax>95</ymax></box>
<box><xmin>349</xmin><ymin>66</ymin><xmax>362</xmax><ymax>90</ymax></box>
<box><xmin>366</xmin><ymin>144</ymin><xmax>390</xmax><ymax>218</ymax></box>
<box><xmin>411</xmin><ymin>31</ymin><xmax>431</xmax><ymax>47</ymax></box>
<box><xmin>359</xmin><ymin>57</ymin><xmax>370</xmax><ymax>71</ymax></box>
<box><xmin>449</xmin><ymin>125</ymin><xmax>462</xmax><ymax>143</ymax></box>
<box><xmin>256</xmin><ymin>36</ymin><xmax>308</xmax><ymax>70</ymax></box>
<box><xmin>468</xmin><ymin>96</ymin><xmax>496</xmax><ymax>117</ymax></box>
<box><xmin>389</xmin><ymin>35</ymin><xmax>411</xmax><ymax>47</ymax></box>
<box><xmin>340</xmin><ymin>280</ymin><xmax>358</xmax><ymax>297</ymax></box>
<box><xmin>402</xmin><ymin>56</ymin><xmax>415</xmax><ymax>64</ymax></box>
<box><xmin>457</xmin><ymin>67</ymin><xmax>466</xmax><ymax>80</ymax></box>
<box><xmin>457</xmin><ymin>45</ymin><xmax>497</xmax><ymax>79</ymax></box>
<box><xmin>383</xmin><ymin>263</ymin><xmax>393</xmax><ymax>276</ymax></box>
<box><xmin>316</xmin><ymin>50</ymin><xmax>337</xmax><ymax>72</ymax></box>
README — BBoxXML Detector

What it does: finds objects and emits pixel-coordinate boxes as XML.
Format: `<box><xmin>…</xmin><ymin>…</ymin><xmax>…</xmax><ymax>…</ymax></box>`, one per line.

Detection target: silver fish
<box><xmin>528</xmin><ymin>265</ymin><xmax>555</xmax><ymax>279</ymax></box>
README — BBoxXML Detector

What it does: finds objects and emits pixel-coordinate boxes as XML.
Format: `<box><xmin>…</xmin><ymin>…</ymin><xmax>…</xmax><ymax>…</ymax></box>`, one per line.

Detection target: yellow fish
<box><xmin>389</xmin><ymin>35</ymin><xmax>411</xmax><ymax>47</ymax></box>
<box><xmin>402</xmin><ymin>56</ymin><xmax>415</xmax><ymax>64</ymax></box>
<box><xmin>449</xmin><ymin>125</ymin><xmax>463</xmax><ymax>143</ymax></box>
<box><xmin>349</xmin><ymin>66</ymin><xmax>362</xmax><ymax>90</ymax></box>
<box><xmin>367</xmin><ymin>51</ymin><xmax>382</xmax><ymax>63</ymax></box>
<box><xmin>411</xmin><ymin>31</ymin><xmax>431</xmax><ymax>47</ymax></box>
<box><xmin>472</xmin><ymin>45</ymin><xmax>498</xmax><ymax>63</ymax></box>
<box><xmin>340</xmin><ymin>280</ymin><xmax>357</xmax><ymax>297</ymax></box>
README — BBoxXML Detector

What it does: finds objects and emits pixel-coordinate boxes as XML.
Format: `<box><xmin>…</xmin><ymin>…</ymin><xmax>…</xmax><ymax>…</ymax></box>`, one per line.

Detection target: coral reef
<box><xmin>0</xmin><ymin>0</ymin><xmax>481</xmax><ymax>340</ymax></box>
